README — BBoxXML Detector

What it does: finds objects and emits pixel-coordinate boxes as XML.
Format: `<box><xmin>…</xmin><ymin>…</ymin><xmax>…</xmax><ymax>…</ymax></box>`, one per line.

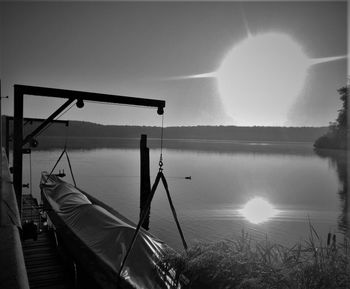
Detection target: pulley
<box><xmin>76</xmin><ymin>98</ymin><xmax>84</xmax><ymax>108</ymax></box>
<box><xmin>30</xmin><ymin>138</ymin><xmax>39</xmax><ymax>148</ymax></box>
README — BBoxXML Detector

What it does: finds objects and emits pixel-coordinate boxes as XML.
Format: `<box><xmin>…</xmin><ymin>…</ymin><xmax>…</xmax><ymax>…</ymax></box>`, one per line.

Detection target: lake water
<box><xmin>20</xmin><ymin>140</ymin><xmax>348</xmax><ymax>250</ymax></box>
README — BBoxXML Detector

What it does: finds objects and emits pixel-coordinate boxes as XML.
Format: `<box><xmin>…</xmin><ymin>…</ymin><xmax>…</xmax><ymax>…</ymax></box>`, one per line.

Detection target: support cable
<box><xmin>159</xmin><ymin>114</ymin><xmax>164</xmax><ymax>170</ymax></box>
<box><xmin>118</xmin><ymin>172</ymin><xmax>162</xmax><ymax>282</ymax></box>
<box><xmin>45</xmin><ymin>121</ymin><xmax>77</xmax><ymax>187</ymax></box>
<box><xmin>42</xmin><ymin>99</ymin><xmax>76</xmax><ymax>187</ymax></box>
<box><xmin>118</xmin><ymin>113</ymin><xmax>188</xmax><ymax>285</ymax></box>
<box><xmin>45</xmin><ymin>148</ymin><xmax>66</xmax><ymax>184</ymax></box>
<box><xmin>62</xmin><ymin>119</ymin><xmax>77</xmax><ymax>187</ymax></box>
<box><xmin>64</xmin><ymin>117</ymin><xmax>69</xmax><ymax>149</ymax></box>
<box><xmin>118</xmin><ymin>170</ymin><xmax>188</xmax><ymax>284</ymax></box>
<box><xmin>65</xmin><ymin>150</ymin><xmax>76</xmax><ymax>187</ymax></box>
<box><xmin>29</xmin><ymin>151</ymin><xmax>33</xmax><ymax>196</ymax></box>
<box><xmin>160</xmin><ymin>173</ymin><xmax>188</xmax><ymax>250</ymax></box>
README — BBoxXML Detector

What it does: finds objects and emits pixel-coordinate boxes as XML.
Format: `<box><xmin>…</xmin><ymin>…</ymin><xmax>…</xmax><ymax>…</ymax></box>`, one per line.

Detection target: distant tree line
<box><xmin>2</xmin><ymin>118</ymin><xmax>328</xmax><ymax>145</ymax></box>
<box><xmin>314</xmin><ymin>86</ymin><xmax>348</xmax><ymax>150</ymax></box>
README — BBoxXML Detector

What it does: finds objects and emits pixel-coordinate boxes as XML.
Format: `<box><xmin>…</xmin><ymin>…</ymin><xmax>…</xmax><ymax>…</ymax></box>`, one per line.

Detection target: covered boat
<box><xmin>40</xmin><ymin>172</ymin><xmax>179</xmax><ymax>289</ymax></box>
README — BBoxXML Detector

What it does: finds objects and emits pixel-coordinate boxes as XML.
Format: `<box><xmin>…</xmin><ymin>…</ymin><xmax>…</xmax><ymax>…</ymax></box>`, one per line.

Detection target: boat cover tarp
<box><xmin>40</xmin><ymin>172</ymin><xmax>176</xmax><ymax>289</ymax></box>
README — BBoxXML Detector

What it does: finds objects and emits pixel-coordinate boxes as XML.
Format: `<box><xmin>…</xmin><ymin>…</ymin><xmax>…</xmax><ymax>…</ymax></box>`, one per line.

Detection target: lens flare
<box><xmin>164</xmin><ymin>32</ymin><xmax>346</xmax><ymax>126</ymax></box>
<box><xmin>217</xmin><ymin>32</ymin><xmax>310</xmax><ymax>126</ymax></box>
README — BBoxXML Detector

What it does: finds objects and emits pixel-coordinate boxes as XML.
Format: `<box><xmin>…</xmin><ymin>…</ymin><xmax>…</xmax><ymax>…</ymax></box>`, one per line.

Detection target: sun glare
<box><xmin>239</xmin><ymin>197</ymin><xmax>279</xmax><ymax>224</ymax></box>
<box><xmin>217</xmin><ymin>32</ymin><xmax>309</xmax><ymax>126</ymax></box>
<box><xmin>169</xmin><ymin>32</ymin><xmax>346</xmax><ymax>126</ymax></box>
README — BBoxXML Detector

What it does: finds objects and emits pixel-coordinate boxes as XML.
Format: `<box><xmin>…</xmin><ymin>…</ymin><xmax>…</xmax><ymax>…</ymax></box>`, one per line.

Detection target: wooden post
<box><xmin>0</xmin><ymin>79</ymin><xmax>2</xmax><ymax>168</ymax></box>
<box><xmin>140</xmin><ymin>134</ymin><xmax>151</xmax><ymax>230</ymax></box>
<box><xmin>13</xmin><ymin>87</ymin><xmax>23</xmax><ymax>215</ymax></box>
<box><xmin>0</xmin><ymin>79</ymin><xmax>2</xmax><ymax>225</ymax></box>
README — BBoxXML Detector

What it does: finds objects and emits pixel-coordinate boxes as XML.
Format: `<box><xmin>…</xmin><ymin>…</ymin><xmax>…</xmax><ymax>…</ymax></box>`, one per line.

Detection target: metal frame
<box><xmin>5</xmin><ymin>116</ymin><xmax>69</xmax><ymax>160</ymax></box>
<box><xmin>22</xmin><ymin>99</ymin><xmax>74</xmax><ymax>147</ymax></box>
<box><xmin>13</xmin><ymin>84</ymin><xmax>165</xmax><ymax>214</ymax></box>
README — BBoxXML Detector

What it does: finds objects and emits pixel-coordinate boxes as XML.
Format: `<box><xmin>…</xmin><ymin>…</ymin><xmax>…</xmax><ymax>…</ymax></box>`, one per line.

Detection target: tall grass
<box><xmin>158</xmin><ymin>227</ymin><xmax>350</xmax><ymax>289</ymax></box>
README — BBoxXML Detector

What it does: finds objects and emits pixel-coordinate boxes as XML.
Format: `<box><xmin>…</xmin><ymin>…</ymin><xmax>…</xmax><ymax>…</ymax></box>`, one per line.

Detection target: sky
<box><xmin>0</xmin><ymin>1</ymin><xmax>348</xmax><ymax>127</ymax></box>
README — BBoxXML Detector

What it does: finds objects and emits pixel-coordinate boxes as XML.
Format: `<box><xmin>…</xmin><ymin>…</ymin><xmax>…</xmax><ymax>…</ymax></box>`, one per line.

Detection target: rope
<box><xmin>118</xmin><ymin>171</ymin><xmax>188</xmax><ymax>283</ymax></box>
<box><xmin>161</xmin><ymin>173</ymin><xmax>188</xmax><ymax>250</ymax></box>
<box><xmin>65</xmin><ymin>149</ymin><xmax>77</xmax><ymax>187</ymax></box>
<box><xmin>29</xmin><ymin>151</ymin><xmax>32</xmax><ymax>196</ymax></box>
<box><xmin>42</xmin><ymin>101</ymin><xmax>76</xmax><ymax>185</ymax></box>
<box><xmin>45</xmin><ymin>147</ymin><xmax>66</xmax><ymax>184</ymax></box>
<box><xmin>118</xmin><ymin>171</ymin><xmax>162</xmax><ymax>282</ymax></box>
<box><xmin>64</xmin><ymin>119</ymin><xmax>69</xmax><ymax>149</ymax></box>
<box><xmin>44</xmin><ymin>147</ymin><xmax>77</xmax><ymax>188</ymax></box>
<box><xmin>159</xmin><ymin>114</ymin><xmax>164</xmax><ymax>171</ymax></box>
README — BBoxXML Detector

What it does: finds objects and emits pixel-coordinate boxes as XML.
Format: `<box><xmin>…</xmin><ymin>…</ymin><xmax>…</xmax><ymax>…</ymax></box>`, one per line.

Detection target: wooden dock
<box><xmin>21</xmin><ymin>194</ymin><xmax>74</xmax><ymax>289</ymax></box>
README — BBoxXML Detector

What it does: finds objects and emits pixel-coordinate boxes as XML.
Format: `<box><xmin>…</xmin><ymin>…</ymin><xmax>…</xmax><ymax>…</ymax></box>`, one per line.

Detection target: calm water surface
<box><xmin>21</xmin><ymin>141</ymin><xmax>348</xmax><ymax>250</ymax></box>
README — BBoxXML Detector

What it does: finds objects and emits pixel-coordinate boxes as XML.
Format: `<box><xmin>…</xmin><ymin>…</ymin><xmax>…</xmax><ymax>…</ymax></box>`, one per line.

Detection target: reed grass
<box><xmin>158</xmin><ymin>227</ymin><xmax>350</xmax><ymax>289</ymax></box>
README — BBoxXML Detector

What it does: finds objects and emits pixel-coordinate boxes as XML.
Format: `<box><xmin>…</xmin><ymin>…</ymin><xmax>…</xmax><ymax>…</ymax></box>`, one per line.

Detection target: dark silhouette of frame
<box><xmin>12</xmin><ymin>84</ymin><xmax>165</xmax><ymax>214</ymax></box>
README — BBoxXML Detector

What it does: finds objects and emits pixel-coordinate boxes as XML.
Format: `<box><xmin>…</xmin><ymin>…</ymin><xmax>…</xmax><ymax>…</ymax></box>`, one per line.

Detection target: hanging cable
<box><xmin>45</xmin><ymin>148</ymin><xmax>66</xmax><ymax>184</ymax></box>
<box><xmin>44</xmin><ymin>147</ymin><xmax>76</xmax><ymax>188</ymax></box>
<box><xmin>118</xmin><ymin>172</ymin><xmax>162</xmax><ymax>282</ymax></box>
<box><xmin>118</xmin><ymin>113</ymin><xmax>188</xmax><ymax>283</ymax></box>
<box><xmin>159</xmin><ymin>114</ymin><xmax>164</xmax><ymax>171</ymax></box>
<box><xmin>118</xmin><ymin>169</ymin><xmax>188</xmax><ymax>284</ymax></box>
<box><xmin>64</xmin><ymin>118</ymin><xmax>69</xmax><ymax>149</ymax></box>
<box><xmin>61</xmin><ymin>115</ymin><xmax>77</xmax><ymax>187</ymax></box>
<box><xmin>43</xmin><ymin>103</ymin><xmax>75</xmax><ymax>185</ymax></box>
<box><xmin>44</xmin><ymin>119</ymin><xmax>77</xmax><ymax>187</ymax></box>
<box><xmin>29</xmin><ymin>151</ymin><xmax>33</xmax><ymax>196</ymax></box>
<box><xmin>65</xmin><ymin>149</ymin><xmax>77</xmax><ymax>187</ymax></box>
<box><xmin>161</xmin><ymin>173</ymin><xmax>188</xmax><ymax>250</ymax></box>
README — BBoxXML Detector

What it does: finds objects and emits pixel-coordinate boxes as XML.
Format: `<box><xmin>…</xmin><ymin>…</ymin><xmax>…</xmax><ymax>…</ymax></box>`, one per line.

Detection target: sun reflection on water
<box><xmin>239</xmin><ymin>197</ymin><xmax>279</xmax><ymax>224</ymax></box>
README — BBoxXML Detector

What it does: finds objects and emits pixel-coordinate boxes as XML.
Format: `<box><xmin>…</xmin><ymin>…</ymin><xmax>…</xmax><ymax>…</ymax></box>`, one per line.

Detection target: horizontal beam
<box><xmin>14</xmin><ymin>84</ymin><xmax>165</xmax><ymax>110</ymax></box>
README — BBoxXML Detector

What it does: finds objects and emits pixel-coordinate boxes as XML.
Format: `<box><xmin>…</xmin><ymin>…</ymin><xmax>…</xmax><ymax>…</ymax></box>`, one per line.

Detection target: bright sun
<box><xmin>217</xmin><ymin>32</ymin><xmax>309</xmax><ymax>126</ymax></box>
<box><xmin>239</xmin><ymin>197</ymin><xmax>279</xmax><ymax>224</ymax></box>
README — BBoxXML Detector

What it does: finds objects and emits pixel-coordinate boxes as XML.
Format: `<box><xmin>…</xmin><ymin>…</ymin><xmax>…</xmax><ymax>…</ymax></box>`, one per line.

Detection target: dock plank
<box><xmin>21</xmin><ymin>194</ymin><xmax>74</xmax><ymax>289</ymax></box>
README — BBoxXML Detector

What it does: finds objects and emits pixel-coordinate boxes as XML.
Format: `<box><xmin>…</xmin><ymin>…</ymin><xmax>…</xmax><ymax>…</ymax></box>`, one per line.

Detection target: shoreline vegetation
<box><xmin>160</xmin><ymin>228</ymin><xmax>350</xmax><ymax>289</ymax></box>
<box><xmin>27</xmin><ymin>136</ymin><xmax>320</xmax><ymax>155</ymax></box>
<box><xmin>2</xmin><ymin>116</ymin><xmax>327</xmax><ymax>150</ymax></box>
<box><xmin>314</xmin><ymin>86</ymin><xmax>348</xmax><ymax>151</ymax></box>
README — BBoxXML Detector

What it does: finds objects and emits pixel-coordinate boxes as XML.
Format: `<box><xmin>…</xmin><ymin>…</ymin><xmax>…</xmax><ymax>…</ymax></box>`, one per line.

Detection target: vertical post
<box><xmin>0</xmin><ymin>80</ymin><xmax>2</xmax><ymax>162</ymax></box>
<box><xmin>5</xmin><ymin>116</ymin><xmax>9</xmax><ymax>160</ymax></box>
<box><xmin>140</xmin><ymin>134</ymin><xmax>151</xmax><ymax>230</ymax></box>
<box><xmin>0</xmin><ymin>79</ymin><xmax>2</xmax><ymax>225</ymax></box>
<box><xmin>13</xmin><ymin>87</ymin><xmax>23</xmax><ymax>215</ymax></box>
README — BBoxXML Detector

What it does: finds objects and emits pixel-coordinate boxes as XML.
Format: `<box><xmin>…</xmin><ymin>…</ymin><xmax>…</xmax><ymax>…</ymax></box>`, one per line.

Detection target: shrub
<box><xmin>158</xmin><ymin>230</ymin><xmax>350</xmax><ymax>289</ymax></box>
